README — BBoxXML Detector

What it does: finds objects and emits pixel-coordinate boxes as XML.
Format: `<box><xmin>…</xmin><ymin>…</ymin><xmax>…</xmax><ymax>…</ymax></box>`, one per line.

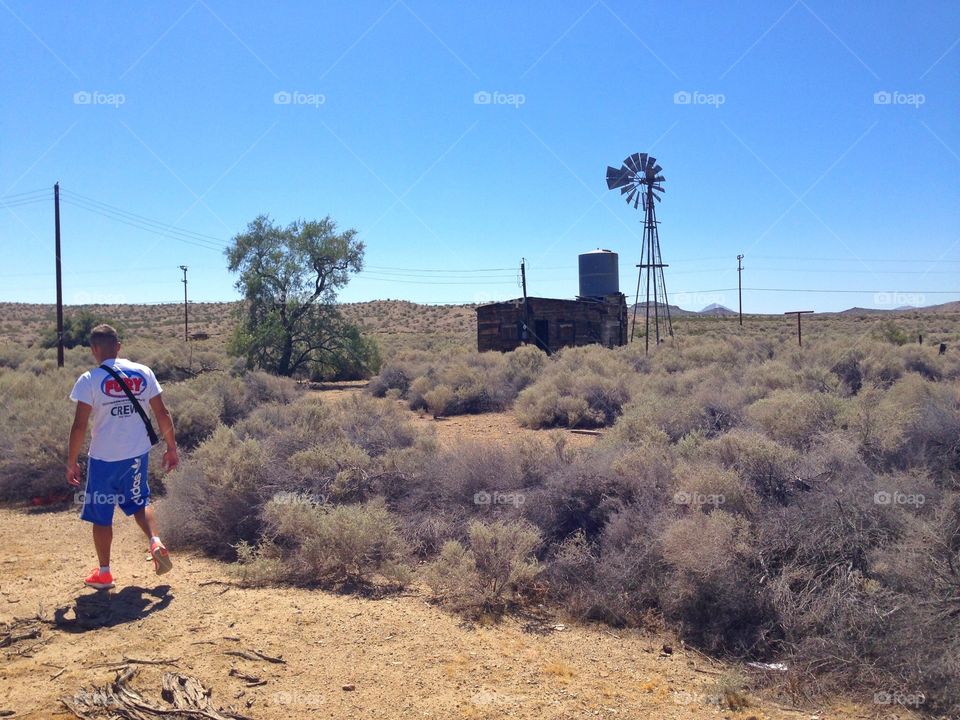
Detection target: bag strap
<box><xmin>99</xmin><ymin>364</ymin><xmax>160</xmax><ymax>446</ymax></box>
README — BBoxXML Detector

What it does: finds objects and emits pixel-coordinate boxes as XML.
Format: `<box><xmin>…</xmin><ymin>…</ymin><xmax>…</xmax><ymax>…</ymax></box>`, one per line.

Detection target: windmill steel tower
<box><xmin>606</xmin><ymin>152</ymin><xmax>673</xmax><ymax>352</ymax></box>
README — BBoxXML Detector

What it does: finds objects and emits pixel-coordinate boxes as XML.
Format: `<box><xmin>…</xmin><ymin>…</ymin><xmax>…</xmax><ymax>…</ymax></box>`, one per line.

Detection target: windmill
<box><xmin>606</xmin><ymin>152</ymin><xmax>673</xmax><ymax>352</ymax></box>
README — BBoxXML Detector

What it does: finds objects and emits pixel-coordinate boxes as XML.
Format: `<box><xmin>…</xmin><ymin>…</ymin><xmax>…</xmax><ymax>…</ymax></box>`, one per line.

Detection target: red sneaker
<box><xmin>84</xmin><ymin>568</ymin><xmax>115</xmax><ymax>589</ymax></box>
<box><xmin>150</xmin><ymin>540</ymin><xmax>173</xmax><ymax>576</ymax></box>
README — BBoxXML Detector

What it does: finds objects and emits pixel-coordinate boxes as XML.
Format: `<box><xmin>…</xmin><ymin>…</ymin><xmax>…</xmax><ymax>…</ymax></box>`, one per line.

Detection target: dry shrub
<box><xmin>515</xmin><ymin>346</ymin><xmax>633</xmax><ymax>429</ymax></box>
<box><xmin>367</xmin><ymin>365</ymin><xmax>410</xmax><ymax>397</ymax></box>
<box><xmin>830</xmin><ymin>353</ymin><xmax>863</xmax><ymax>396</ymax></box>
<box><xmin>699</xmin><ymin>430</ymin><xmax>800</xmax><ymax>504</ymax></box>
<box><xmin>0</xmin><ymin>370</ymin><xmax>75</xmax><ymax>500</ymax></box>
<box><xmin>745</xmin><ymin>389</ymin><xmax>843</xmax><ymax>450</ymax></box>
<box><xmin>425</xmin><ymin>519</ymin><xmax>542</xmax><ymax>617</ymax></box>
<box><xmin>613</xmin><ymin>374</ymin><xmax>747</xmax><ymax>443</ymax></box>
<box><xmin>334</xmin><ymin>393</ymin><xmax>418</xmax><ymax>455</ymax></box>
<box><xmin>158</xmin><ymin>426</ymin><xmax>269</xmax><ymax>558</ymax></box>
<box><xmin>249</xmin><ymin>496</ymin><xmax>410</xmax><ymax>589</ymax></box>
<box><xmin>368</xmin><ymin>345</ymin><xmax>545</xmax><ymax>417</ymax></box>
<box><xmin>521</xmin><ymin>448</ymin><xmax>657</xmax><ymax>545</ymax></box>
<box><xmin>424</xmin><ymin>384</ymin><xmax>454</xmax><ymax>417</ymax></box>
<box><xmin>659</xmin><ymin>511</ymin><xmax>770</xmax><ymax>654</ymax></box>
<box><xmin>670</xmin><ymin>460</ymin><xmax>758</xmax><ymax>517</ymax></box>
<box><xmin>856</xmin><ymin>375</ymin><xmax>960</xmax><ymax>478</ymax></box>
<box><xmin>151</xmin><ymin>370</ymin><xmax>298</xmax><ymax>449</ymax></box>
<box><xmin>547</xmin><ymin>504</ymin><xmax>665</xmax><ymax>627</ymax></box>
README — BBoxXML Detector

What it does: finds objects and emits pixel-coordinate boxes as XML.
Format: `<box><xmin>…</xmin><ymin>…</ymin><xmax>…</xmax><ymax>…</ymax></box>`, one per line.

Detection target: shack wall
<box><xmin>476</xmin><ymin>295</ymin><xmax>627</xmax><ymax>353</ymax></box>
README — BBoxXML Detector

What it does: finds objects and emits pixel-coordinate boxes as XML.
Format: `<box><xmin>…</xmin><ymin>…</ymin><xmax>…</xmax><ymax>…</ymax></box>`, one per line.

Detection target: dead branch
<box><xmin>61</xmin><ymin>667</ymin><xmax>253</xmax><ymax>720</ymax></box>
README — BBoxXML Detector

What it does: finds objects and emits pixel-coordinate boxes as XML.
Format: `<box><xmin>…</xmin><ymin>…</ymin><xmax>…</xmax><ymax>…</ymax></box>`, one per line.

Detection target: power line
<box><xmin>60</xmin><ymin>189</ymin><xmax>228</xmax><ymax>244</ymax></box>
<box><xmin>671</xmin><ymin>287</ymin><xmax>960</xmax><ymax>295</ymax></box>
<box><xmin>357</xmin><ymin>273</ymin><xmax>517</xmax><ymax>285</ymax></box>
<box><xmin>61</xmin><ymin>198</ymin><xmax>227</xmax><ymax>252</ymax></box>
<box><xmin>0</xmin><ymin>196</ymin><xmax>50</xmax><ymax>209</ymax></box>
<box><xmin>751</xmin><ymin>254</ymin><xmax>960</xmax><ymax>264</ymax></box>
<box><xmin>0</xmin><ymin>188</ymin><xmax>50</xmax><ymax>200</ymax></box>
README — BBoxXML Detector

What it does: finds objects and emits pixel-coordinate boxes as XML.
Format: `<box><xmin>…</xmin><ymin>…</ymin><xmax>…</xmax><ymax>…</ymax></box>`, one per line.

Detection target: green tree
<box><xmin>41</xmin><ymin>310</ymin><xmax>111</xmax><ymax>349</ymax></box>
<box><xmin>226</xmin><ymin>215</ymin><xmax>377</xmax><ymax>378</ymax></box>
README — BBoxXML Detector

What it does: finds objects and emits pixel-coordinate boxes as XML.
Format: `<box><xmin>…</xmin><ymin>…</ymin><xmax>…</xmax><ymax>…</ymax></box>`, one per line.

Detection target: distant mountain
<box><xmin>837</xmin><ymin>301</ymin><xmax>960</xmax><ymax>316</ymax></box>
<box><xmin>700</xmin><ymin>303</ymin><xmax>737</xmax><ymax>316</ymax></box>
<box><xmin>629</xmin><ymin>302</ymin><xmax>696</xmax><ymax>317</ymax></box>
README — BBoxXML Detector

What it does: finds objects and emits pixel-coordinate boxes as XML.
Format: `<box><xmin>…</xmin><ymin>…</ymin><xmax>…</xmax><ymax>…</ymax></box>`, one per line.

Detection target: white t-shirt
<box><xmin>70</xmin><ymin>358</ymin><xmax>163</xmax><ymax>461</ymax></box>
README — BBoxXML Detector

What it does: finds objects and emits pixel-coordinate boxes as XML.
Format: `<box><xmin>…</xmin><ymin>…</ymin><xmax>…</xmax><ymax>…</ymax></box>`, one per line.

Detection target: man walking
<box><xmin>66</xmin><ymin>324</ymin><xmax>179</xmax><ymax>589</ymax></box>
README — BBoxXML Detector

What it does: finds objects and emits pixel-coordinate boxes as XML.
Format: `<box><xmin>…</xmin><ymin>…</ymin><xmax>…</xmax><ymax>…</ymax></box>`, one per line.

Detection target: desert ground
<box><xmin>0</xmin><ymin>387</ymin><xmax>906</xmax><ymax>720</ymax></box>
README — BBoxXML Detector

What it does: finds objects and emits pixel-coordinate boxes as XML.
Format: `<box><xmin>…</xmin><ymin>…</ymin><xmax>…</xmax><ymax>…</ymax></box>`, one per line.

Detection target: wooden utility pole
<box><xmin>520</xmin><ymin>258</ymin><xmax>530</xmax><ymax>345</ymax></box>
<box><xmin>179</xmin><ymin>265</ymin><xmax>189</xmax><ymax>341</ymax></box>
<box><xmin>784</xmin><ymin>310</ymin><xmax>813</xmax><ymax>346</ymax></box>
<box><xmin>737</xmin><ymin>254</ymin><xmax>744</xmax><ymax>326</ymax></box>
<box><xmin>54</xmin><ymin>182</ymin><xmax>64</xmax><ymax>368</ymax></box>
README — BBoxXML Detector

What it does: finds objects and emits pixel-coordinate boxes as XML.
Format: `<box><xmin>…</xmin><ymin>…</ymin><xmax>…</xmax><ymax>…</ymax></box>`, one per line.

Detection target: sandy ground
<box><xmin>0</xmin><ymin>387</ymin><xmax>912</xmax><ymax>720</ymax></box>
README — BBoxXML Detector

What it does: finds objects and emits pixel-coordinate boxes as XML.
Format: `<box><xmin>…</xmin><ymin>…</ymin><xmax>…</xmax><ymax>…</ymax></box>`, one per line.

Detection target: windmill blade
<box><xmin>634</xmin><ymin>192</ymin><xmax>641</xmax><ymax>209</ymax></box>
<box><xmin>639</xmin><ymin>152</ymin><xmax>649</xmax><ymax>170</ymax></box>
<box><xmin>606</xmin><ymin>165</ymin><xmax>633</xmax><ymax>190</ymax></box>
<box><xmin>646</xmin><ymin>157</ymin><xmax>656</xmax><ymax>172</ymax></box>
<box><xmin>624</xmin><ymin>154</ymin><xmax>641</xmax><ymax>173</ymax></box>
<box><xmin>653</xmin><ymin>192</ymin><xmax>661</xmax><ymax>202</ymax></box>
<box><xmin>620</xmin><ymin>182</ymin><xmax>636</xmax><ymax>195</ymax></box>
<box><xmin>652</xmin><ymin>184</ymin><xmax>665</xmax><ymax>193</ymax></box>
<box><xmin>641</xmin><ymin>193</ymin><xmax>647</xmax><ymax>211</ymax></box>
<box><xmin>649</xmin><ymin>164</ymin><xmax>662</xmax><ymax>176</ymax></box>
<box><xmin>626</xmin><ymin>188</ymin><xmax>636</xmax><ymax>205</ymax></box>
<box><xmin>653</xmin><ymin>175</ymin><xmax>665</xmax><ymax>183</ymax></box>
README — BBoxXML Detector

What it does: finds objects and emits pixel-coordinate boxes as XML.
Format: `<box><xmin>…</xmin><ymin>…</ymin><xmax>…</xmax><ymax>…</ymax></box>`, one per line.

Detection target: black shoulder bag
<box><xmin>99</xmin><ymin>364</ymin><xmax>160</xmax><ymax>446</ymax></box>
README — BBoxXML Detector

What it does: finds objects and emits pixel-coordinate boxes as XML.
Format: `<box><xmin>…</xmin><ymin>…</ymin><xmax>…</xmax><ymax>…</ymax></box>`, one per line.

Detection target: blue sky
<box><xmin>1</xmin><ymin>0</ymin><xmax>958</xmax><ymax>312</ymax></box>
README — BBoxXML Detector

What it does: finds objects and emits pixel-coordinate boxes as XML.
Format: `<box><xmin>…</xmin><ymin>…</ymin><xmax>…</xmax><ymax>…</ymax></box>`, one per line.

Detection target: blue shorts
<box><xmin>80</xmin><ymin>453</ymin><xmax>150</xmax><ymax>526</ymax></box>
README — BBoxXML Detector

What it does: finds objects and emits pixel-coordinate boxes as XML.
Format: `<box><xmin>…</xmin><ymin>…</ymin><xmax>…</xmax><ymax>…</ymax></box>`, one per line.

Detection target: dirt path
<box><xmin>313</xmin><ymin>383</ymin><xmax>600</xmax><ymax>452</ymax></box>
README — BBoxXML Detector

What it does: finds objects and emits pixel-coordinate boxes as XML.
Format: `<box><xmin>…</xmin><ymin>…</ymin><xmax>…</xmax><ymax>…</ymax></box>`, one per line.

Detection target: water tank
<box><xmin>578</xmin><ymin>249</ymin><xmax>619</xmax><ymax>299</ymax></box>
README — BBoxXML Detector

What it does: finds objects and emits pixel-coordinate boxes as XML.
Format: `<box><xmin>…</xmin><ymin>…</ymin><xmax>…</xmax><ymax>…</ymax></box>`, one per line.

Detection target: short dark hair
<box><xmin>90</xmin><ymin>324</ymin><xmax>119</xmax><ymax>351</ymax></box>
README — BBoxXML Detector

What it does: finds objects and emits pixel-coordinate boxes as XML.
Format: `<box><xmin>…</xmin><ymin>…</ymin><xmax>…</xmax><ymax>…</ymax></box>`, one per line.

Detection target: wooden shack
<box><xmin>476</xmin><ymin>294</ymin><xmax>628</xmax><ymax>353</ymax></box>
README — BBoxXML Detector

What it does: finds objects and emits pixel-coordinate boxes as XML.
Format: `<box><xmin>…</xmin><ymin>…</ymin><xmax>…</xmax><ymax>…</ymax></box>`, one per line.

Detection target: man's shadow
<box><xmin>53</xmin><ymin>585</ymin><xmax>172</xmax><ymax>632</ymax></box>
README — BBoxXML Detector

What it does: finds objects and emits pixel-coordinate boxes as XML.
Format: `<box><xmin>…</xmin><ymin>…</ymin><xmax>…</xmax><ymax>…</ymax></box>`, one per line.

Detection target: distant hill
<box><xmin>629</xmin><ymin>302</ymin><xmax>696</xmax><ymax>317</ymax></box>
<box><xmin>837</xmin><ymin>300</ymin><xmax>960</xmax><ymax>316</ymax></box>
<box><xmin>700</xmin><ymin>303</ymin><xmax>737</xmax><ymax>316</ymax></box>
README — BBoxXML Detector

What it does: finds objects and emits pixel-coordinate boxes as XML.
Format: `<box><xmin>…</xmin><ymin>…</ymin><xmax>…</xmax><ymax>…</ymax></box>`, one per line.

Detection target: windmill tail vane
<box><xmin>605</xmin><ymin>152</ymin><xmax>673</xmax><ymax>353</ymax></box>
